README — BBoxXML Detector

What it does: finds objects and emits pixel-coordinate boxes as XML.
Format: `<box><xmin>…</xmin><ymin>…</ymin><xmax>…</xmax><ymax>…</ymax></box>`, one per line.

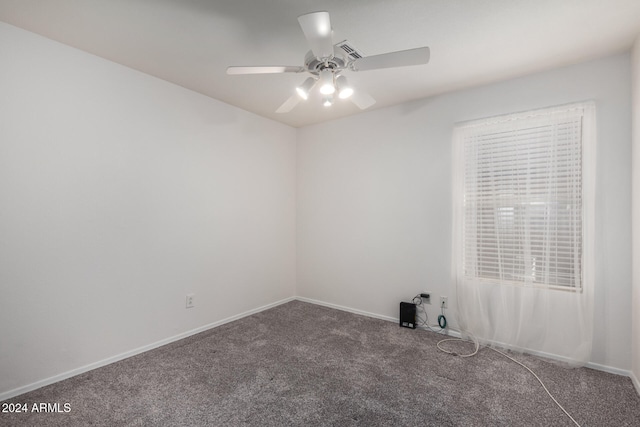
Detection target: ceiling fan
<box><xmin>226</xmin><ymin>11</ymin><xmax>430</xmax><ymax>113</ymax></box>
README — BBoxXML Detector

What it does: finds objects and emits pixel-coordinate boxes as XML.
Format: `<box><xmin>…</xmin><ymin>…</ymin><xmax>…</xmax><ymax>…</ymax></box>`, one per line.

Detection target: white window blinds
<box><xmin>455</xmin><ymin>103</ymin><xmax>594</xmax><ymax>290</ymax></box>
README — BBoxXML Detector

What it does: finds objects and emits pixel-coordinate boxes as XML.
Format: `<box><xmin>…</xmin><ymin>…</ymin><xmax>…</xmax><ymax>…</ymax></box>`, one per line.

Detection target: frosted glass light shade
<box><xmin>295</xmin><ymin>77</ymin><xmax>316</xmax><ymax>100</ymax></box>
<box><xmin>336</xmin><ymin>75</ymin><xmax>353</xmax><ymax>99</ymax></box>
<box><xmin>319</xmin><ymin>69</ymin><xmax>335</xmax><ymax>95</ymax></box>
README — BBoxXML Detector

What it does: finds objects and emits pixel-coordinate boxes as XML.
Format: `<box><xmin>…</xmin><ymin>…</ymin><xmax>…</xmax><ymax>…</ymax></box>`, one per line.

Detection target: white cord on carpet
<box><xmin>436</xmin><ymin>337</ymin><xmax>479</xmax><ymax>357</ymax></box>
<box><xmin>436</xmin><ymin>335</ymin><xmax>581</xmax><ymax>427</ymax></box>
<box><xmin>489</xmin><ymin>347</ymin><xmax>581</xmax><ymax>427</ymax></box>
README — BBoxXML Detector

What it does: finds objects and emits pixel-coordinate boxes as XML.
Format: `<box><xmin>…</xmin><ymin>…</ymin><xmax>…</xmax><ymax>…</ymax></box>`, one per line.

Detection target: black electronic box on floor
<box><xmin>399</xmin><ymin>302</ymin><xmax>416</xmax><ymax>329</ymax></box>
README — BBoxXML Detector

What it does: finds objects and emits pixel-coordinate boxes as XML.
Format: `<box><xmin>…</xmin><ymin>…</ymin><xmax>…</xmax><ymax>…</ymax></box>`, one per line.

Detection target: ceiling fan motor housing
<box><xmin>303</xmin><ymin>47</ymin><xmax>350</xmax><ymax>76</ymax></box>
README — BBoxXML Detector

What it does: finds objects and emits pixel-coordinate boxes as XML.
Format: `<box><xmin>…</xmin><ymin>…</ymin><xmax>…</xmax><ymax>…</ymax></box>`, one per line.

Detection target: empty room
<box><xmin>1</xmin><ymin>0</ymin><xmax>640</xmax><ymax>425</ymax></box>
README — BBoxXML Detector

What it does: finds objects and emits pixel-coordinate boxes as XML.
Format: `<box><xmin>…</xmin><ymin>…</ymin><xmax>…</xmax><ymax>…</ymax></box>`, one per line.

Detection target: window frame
<box><xmin>452</xmin><ymin>102</ymin><xmax>596</xmax><ymax>292</ymax></box>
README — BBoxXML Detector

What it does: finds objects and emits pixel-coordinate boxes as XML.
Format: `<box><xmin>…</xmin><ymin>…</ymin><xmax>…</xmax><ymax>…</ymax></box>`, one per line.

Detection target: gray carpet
<box><xmin>2</xmin><ymin>300</ymin><xmax>639</xmax><ymax>426</ymax></box>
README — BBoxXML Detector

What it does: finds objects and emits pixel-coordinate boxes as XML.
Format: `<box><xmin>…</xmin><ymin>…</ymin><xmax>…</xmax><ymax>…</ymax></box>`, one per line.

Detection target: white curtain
<box><xmin>451</xmin><ymin>102</ymin><xmax>596</xmax><ymax>365</ymax></box>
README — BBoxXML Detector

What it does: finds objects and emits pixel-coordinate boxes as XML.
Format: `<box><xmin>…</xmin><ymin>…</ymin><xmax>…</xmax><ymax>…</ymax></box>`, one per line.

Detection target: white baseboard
<box><xmin>0</xmin><ymin>296</ymin><xmax>295</xmax><ymax>402</ymax></box>
<box><xmin>295</xmin><ymin>296</ymin><xmax>397</xmax><ymax>323</ymax></box>
<box><xmin>631</xmin><ymin>371</ymin><xmax>640</xmax><ymax>397</ymax></box>
<box><xmin>296</xmin><ymin>296</ymin><xmax>637</xmax><ymax>384</ymax></box>
<box><xmin>585</xmin><ymin>361</ymin><xmax>632</xmax><ymax>377</ymax></box>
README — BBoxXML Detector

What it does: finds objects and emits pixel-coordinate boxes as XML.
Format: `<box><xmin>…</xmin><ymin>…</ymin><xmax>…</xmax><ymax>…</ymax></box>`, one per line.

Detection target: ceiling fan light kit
<box><xmin>226</xmin><ymin>11</ymin><xmax>430</xmax><ymax>113</ymax></box>
<box><xmin>336</xmin><ymin>75</ymin><xmax>353</xmax><ymax>99</ymax></box>
<box><xmin>296</xmin><ymin>77</ymin><xmax>316</xmax><ymax>100</ymax></box>
<box><xmin>319</xmin><ymin>69</ymin><xmax>336</xmax><ymax>95</ymax></box>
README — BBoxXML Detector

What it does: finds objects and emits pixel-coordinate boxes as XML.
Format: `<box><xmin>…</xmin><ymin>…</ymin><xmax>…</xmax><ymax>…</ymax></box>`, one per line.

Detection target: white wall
<box><xmin>632</xmin><ymin>35</ymin><xmax>640</xmax><ymax>389</ymax></box>
<box><xmin>297</xmin><ymin>54</ymin><xmax>632</xmax><ymax>370</ymax></box>
<box><xmin>0</xmin><ymin>22</ymin><xmax>296</xmax><ymax>398</ymax></box>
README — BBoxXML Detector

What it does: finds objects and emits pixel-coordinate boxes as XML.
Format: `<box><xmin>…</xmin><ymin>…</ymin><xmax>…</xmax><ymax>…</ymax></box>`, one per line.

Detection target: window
<box><xmin>453</xmin><ymin>103</ymin><xmax>595</xmax><ymax>290</ymax></box>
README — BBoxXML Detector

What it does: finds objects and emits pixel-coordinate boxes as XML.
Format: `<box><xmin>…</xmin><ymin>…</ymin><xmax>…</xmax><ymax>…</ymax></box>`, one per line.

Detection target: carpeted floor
<box><xmin>2</xmin><ymin>300</ymin><xmax>639</xmax><ymax>426</ymax></box>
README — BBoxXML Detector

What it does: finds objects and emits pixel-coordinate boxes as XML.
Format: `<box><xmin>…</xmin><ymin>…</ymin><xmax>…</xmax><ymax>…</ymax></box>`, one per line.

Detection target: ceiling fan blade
<box><xmin>352</xmin><ymin>47</ymin><xmax>430</xmax><ymax>72</ymax></box>
<box><xmin>276</xmin><ymin>94</ymin><xmax>302</xmax><ymax>113</ymax></box>
<box><xmin>226</xmin><ymin>66</ymin><xmax>305</xmax><ymax>75</ymax></box>
<box><xmin>298</xmin><ymin>11</ymin><xmax>334</xmax><ymax>59</ymax></box>
<box><xmin>350</xmin><ymin>90</ymin><xmax>376</xmax><ymax>110</ymax></box>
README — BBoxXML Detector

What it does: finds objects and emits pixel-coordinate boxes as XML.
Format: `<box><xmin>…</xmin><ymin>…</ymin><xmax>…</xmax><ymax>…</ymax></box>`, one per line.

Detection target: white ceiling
<box><xmin>1</xmin><ymin>0</ymin><xmax>639</xmax><ymax>128</ymax></box>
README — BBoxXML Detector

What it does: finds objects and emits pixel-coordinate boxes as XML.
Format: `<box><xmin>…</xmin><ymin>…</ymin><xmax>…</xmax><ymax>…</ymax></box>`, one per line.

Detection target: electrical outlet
<box><xmin>420</xmin><ymin>293</ymin><xmax>431</xmax><ymax>304</ymax></box>
<box><xmin>186</xmin><ymin>293</ymin><xmax>195</xmax><ymax>309</ymax></box>
<box><xmin>440</xmin><ymin>296</ymin><xmax>448</xmax><ymax>309</ymax></box>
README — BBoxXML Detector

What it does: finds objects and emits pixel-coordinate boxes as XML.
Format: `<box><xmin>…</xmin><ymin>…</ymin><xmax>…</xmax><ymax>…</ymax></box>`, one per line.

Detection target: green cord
<box><xmin>437</xmin><ymin>314</ymin><xmax>447</xmax><ymax>328</ymax></box>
